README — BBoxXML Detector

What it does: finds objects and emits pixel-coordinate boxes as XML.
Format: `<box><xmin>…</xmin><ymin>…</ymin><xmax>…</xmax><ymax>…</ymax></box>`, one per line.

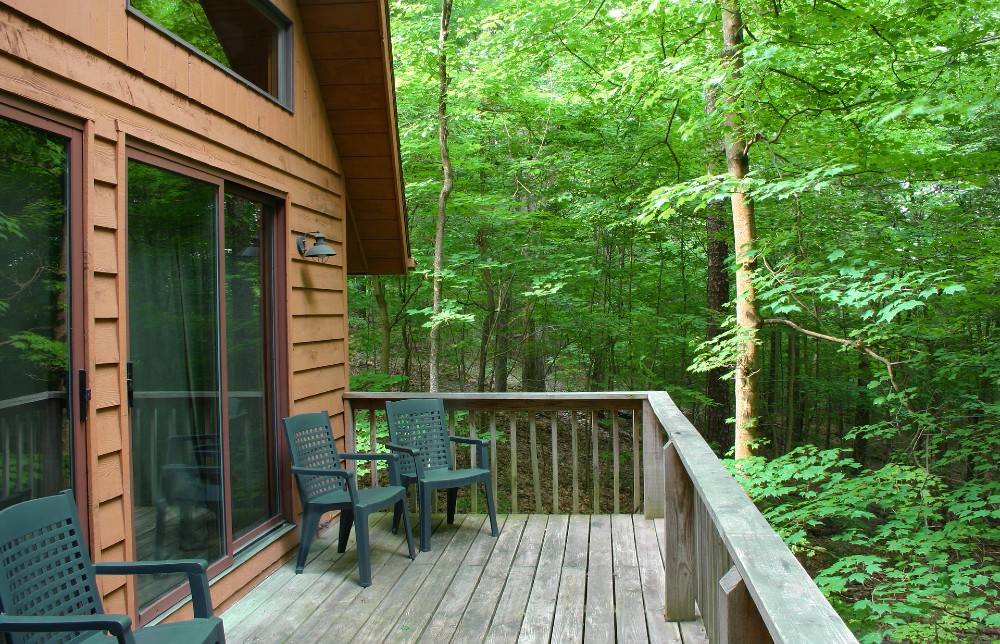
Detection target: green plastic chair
<box><xmin>282</xmin><ymin>411</ymin><xmax>415</xmax><ymax>586</ymax></box>
<box><xmin>0</xmin><ymin>490</ymin><xmax>225</xmax><ymax>644</ymax></box>
<box><xmin>385</xmin><ymin>398</ymin><xmax>499</xmax><ymax>552</ymax></box>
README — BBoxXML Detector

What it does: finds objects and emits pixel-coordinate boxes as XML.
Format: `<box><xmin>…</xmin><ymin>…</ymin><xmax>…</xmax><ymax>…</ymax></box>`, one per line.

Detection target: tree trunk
<box><xmin>722</xmin><ymin>0</ymin><xmax>761</xmax><ymax>459</ymax></box>
<box><xmin>522</xmin><ymin>306</ymin><xmax>546</xmax><ymax>392</ymax></box>
<box><xmin>494</xmin><ymin>283</ymin><xmax>511</xmax><ymax>392</ymax></box>
<box><xmin>429</xmin><ymin>0</ymin><xmax>455</xmax><ymax>393</ymax></box>
<box><xmin>704</xmin><ymin>84</ymin><xmax>731</xmax><ymax>450</ymax></box>
<box><xmin>784</xmin><ymin>331</ymin><xmax>797</xmax><ymax>454</ymax></box>
<box><xmin>371</xmin><ymin>275</ymin><xmax>392</xmax><ymax>374</ymax></box>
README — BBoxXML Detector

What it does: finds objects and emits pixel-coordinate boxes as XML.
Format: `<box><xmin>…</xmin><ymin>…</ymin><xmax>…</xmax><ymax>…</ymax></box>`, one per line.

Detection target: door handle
<box><xmin>126</xmin><ymin>362</ymin><xmax>135</xmax><ymax>408</ymax></box>
<box><xmin>77</xmin><ymin>369</ymin><xmax>91</xmax><ymax>422</ymax></box>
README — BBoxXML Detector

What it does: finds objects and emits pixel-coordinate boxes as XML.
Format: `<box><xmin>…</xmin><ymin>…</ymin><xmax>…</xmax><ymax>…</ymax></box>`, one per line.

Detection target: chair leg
<box><xmin>354</xmin><ymin>510</ymin><xmax>372</xmax><ymax>587</ymax></box>
<box><xmin>446</xmin><ymin>488</ymin><xmax>458</xmax><ymax>525</ymax></box>
<box><xmin>483</xmin><ymin>479</ymin><xmax>500</xmax><ymax>537</ymax></box>
<box><xmin>418</xmin><ymin>485</ymin><xmax>432</xmax><ymax>552</ymax></box>
<box><xmin>391</xmin><ymin>482</ymin><xmax>410</xmax><ymax>534</ymax></box>
<box><xmin>338</xmin><ymin>507</ymin><xmax>354</xmax><ymax>553</ymax></box>
<box><xmin>297</xmin><ymin>506</ymin><xmax>323</xmax><ymax>574</ymax></box>
<box><xmin>397</xmin><ymin>497</ymin><xmax>416</xmax><ymax>559</ymax></box>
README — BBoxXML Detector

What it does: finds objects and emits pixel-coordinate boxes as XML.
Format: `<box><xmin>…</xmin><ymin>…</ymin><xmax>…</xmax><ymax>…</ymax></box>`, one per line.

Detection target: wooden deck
<box><xmin>222</xmin><ymin>513</ymin><xmax>708</xmax><ymax>643</ymax></box>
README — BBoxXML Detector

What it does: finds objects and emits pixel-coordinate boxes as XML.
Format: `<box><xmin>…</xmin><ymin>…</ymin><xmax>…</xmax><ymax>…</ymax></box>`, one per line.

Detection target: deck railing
<box><xmin>0</xmin><ymin>391</ymin><xmax>66</xmax><ymax>507</ymax></box>
<box><xmin>344</xmin><ymin>391</ymin><xmax>858</xmax><ymax>644</ymax></box>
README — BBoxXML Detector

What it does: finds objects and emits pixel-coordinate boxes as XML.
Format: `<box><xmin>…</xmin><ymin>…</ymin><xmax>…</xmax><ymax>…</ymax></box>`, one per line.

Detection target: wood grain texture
<box><xmin>223</xmin><ymin>511</ymin><xmax>698</xmax><ymax>643</ymax></box>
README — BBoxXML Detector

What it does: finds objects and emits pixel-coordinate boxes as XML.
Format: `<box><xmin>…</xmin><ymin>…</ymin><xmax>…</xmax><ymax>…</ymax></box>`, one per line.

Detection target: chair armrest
<box><xmin>385</xmin><ymin>443</ymin><xmax>419</xmax><ymax>456</ymax></box>
<box><xmin>448</xmin><ymin>436</ymin><xmax>488</xmax><ymax>447</ymax></box>
<box><xmin>385</xmin><ymin>443</ymin><xmax>427</xmax><ymax>481</ymax></box>
<box><xmin>95</xmin><ymin>560</ymin><xmax>214</xmax><ymax>619</ymax></box>
<box><xmin>340</xmin><ymin>452</ymin><xmax>395</xmax><ymax>462</ymax></box>
<box><xmin>449</xmin><ymin>436</ymin><xmax>490</xmax><ymax>469</ymax></box>
<box><xmin>0</xmin><ymin>613</ymin><xmax>134</xmax><ymax>643</ymax></box>
<box><xmin>290</xmin><ymin>465</ymin><xmax>352</xmax><ymax>481</ymax></box>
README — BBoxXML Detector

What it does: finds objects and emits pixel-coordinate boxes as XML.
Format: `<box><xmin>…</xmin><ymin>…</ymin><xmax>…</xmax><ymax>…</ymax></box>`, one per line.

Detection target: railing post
<box><xmin>344</xmin><ymin>398</ymin><xmax>356</xmax><ymax>454</ymax></box>
<box><xmin>718</xmin><ymin>566</ymin><xmax>771</xmax><ymax>644</ymax></box>
<box><xmin>643</xmin><ymin>400</ymin><xmax>664</xmax><ymax>518</ymax></box>
<box><xmin>663</xmin><ymin>440</ymin><xmax>696</xmax><ymax>620</ymax></box>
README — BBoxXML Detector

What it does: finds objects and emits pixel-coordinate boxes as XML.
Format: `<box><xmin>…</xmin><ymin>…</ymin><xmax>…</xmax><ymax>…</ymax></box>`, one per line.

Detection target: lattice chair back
<box><xmin>385</xmin><ymin>398</ymin><xmax>453</xmax><ymax>476</ymax></box>
<box><xmin>0</xmin><ymin>490</ymin><xmax>104</xmax><ymax>644</ymax></box>
<box><xmin>283</xmin><ymin>412</ymin><xmax>348</xmax><ymax>502</ymax></box>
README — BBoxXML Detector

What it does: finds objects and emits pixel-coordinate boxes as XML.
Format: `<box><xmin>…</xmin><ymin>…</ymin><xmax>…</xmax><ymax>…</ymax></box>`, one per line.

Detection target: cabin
<box><xmin>0</xmin><ymin>1</ymin><xmax>858</xmax><ymax>641</ymax></box>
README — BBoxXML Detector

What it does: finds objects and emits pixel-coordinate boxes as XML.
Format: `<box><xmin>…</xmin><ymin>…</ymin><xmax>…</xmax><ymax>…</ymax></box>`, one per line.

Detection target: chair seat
<box><xmin>312</xmin><ymin>485</ymin><xmax>406</xmax><ymax>511</ymax></box>
<box><xmin>406</xmin><ymin>467</ymin><xmax>491</xmax><ymax>487</ymax></box>
<box><xmin>131</xmin><ymin>617</ymin><xmax>225</xmax><ymax>644</ymax></box>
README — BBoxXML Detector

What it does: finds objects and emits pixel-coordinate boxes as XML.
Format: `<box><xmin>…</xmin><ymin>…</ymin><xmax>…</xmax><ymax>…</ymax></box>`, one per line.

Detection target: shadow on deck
<box><xmin>222</xmin><ymin>512</ymin><xmax>708</xmax><ymax>643</ymax></box>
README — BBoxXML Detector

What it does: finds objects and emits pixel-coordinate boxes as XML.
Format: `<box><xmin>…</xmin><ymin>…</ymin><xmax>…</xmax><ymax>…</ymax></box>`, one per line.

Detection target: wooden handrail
<box><xmin>344</xmin><ymin>390</ymin><xmax>857</xmax><ymax>643</ymax></box>
<box><xmin>645</xmin><ymin>391</ymin><xmax>858</xmax><ymax>643</ymax></box>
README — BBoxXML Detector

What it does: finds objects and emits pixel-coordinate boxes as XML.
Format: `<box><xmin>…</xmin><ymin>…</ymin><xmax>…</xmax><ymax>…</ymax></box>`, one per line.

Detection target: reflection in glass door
<box><xmin>127</xmin><ymin>159</ymin><xmax>225</xmax><ymax>608</ymax></box>
<box><xmin>0</xmin><ymin>114</ymin><xmax>74</xmax><ymax>508</ymax></box>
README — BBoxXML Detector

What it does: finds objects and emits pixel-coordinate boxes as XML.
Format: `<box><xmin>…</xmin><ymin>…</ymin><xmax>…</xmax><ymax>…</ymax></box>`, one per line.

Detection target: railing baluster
<box><xmin>632</xmin><ymin>409</ymin><xmax>640</xmax><ymax>513</ymax></box>
<box><xmin>550</xmin><ymin>411</ymin><xmax>558</xmax><ymax>514</ymax></box>
<box><xmin>16</xmin><ymin>424</ymin><xmax>24</xmax><ymax>495</ymax></box>
<box><xmin>509</xmin><ymin>412</ymin><xmax>518</xmax><ymax>514</ymax></box>
<box><xmin>570</xmin><ymin>411</ymin><xmax>580</xmax><ymax>514</ymax></box>
<box><xmin>612</xmin><ymin>409</ymin><xmax>620</xmax><ymax>514</ymax></box>
<box><xmin>470</xmin><ymin>413</ymin><xmax>478</xmax><ymax>514</ymax></box>
<box><xmin>368</xmin><ymin>409</ymin><xmax>378</xmax><ymax>488</ymax></box>
<box><xmin>2</xmin><ymin>420</ymin><xmax>8</xmax><ymax>497</ymax></box>
<box><xmin>489</xmin><ymin>411</ymin><xmax>497</xmax><ymax>513</ymax></box>
<box><xmin>591</xmin><ymin>410</ymin><xmax>599</xmax><ymax>514</ymax></box>
<box><xmin>529</xmin><ymin>413</ymin><xmax>541</xmax><ymax>512</ymax></box>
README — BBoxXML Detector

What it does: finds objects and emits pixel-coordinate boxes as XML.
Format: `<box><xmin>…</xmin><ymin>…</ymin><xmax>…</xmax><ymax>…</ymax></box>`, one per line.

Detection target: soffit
<box><xmin>297</xmin><ymin>0</ymin><xmax>412</xmax><ymax>275</ymax></box>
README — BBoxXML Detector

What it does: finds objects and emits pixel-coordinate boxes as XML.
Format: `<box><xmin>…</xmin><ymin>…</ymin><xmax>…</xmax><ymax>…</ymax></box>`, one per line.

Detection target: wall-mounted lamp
<box><xmin>296</xmin><ymin>230</ymin><xmax>336</xmax><ymax>263</ymax></box>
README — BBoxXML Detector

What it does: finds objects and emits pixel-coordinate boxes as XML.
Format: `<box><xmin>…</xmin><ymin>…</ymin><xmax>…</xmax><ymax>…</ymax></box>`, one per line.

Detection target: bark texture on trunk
<box><xmin>722</xmin><ymin>0</ymin><xmax>761</xmax><ymax>459</ymax></box>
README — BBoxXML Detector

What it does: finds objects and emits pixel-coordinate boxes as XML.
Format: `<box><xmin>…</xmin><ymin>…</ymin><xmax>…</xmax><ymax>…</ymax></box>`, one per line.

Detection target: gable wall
<box><xmin>0</xmin><ymin>0</ymin><xmax>354</xmax><ymax>618</ymax></box>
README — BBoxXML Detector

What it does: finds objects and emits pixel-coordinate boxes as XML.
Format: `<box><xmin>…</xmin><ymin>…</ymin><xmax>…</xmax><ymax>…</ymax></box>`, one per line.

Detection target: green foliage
<box><xmin>129</xmin><ymin>0</ymin><xmax>229</xmax><ymax>66</ymax></box>
<box><xmin>348</xmin><ymin>0</ymin><xmax>1000</xmax><ymax>639</ymax></box>
<box><xmin>350</xmin><ymin>370</ymin><xmax>409</xmax><ymax>392</ymax></box>
<box><xmin>9</xmin><ymin>331</ymin><xmax>68</xmax><ymax>371</ymax></box>
<box><xmin>732</xmin><ymin>447</ymin><xmax>1000</xmax><ymax>642</ymax></box>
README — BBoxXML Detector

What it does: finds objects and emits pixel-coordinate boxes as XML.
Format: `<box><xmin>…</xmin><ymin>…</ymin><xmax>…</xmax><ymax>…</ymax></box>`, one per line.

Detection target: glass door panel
<box><xmin>0</xmin><ymin>116</ymin><xmax>71</xmax><ymax>508</ymax></box>
<box><xmin>224</xmin><ymin>191</ymin><xmax>275</xmax><ymax>538</ymax></box>
<box><xmin>127</xmin><ymin>160</ymin><xmax>224</xmax><ymax>608</ymax></box>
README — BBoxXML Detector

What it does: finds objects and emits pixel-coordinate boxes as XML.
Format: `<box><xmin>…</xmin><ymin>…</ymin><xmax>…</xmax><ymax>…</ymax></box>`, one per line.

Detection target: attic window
<box><xmin>129</xmin><ymin>0</ymin><xmax>292</xmax><ymax>108</ymax></box>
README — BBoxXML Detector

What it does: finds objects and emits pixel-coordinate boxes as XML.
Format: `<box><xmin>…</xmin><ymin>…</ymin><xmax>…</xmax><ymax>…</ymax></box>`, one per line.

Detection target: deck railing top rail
<box><xmin>345</xmin><ymin>391</ymin><xmax>647</xmax><ymax>410</ymax></box>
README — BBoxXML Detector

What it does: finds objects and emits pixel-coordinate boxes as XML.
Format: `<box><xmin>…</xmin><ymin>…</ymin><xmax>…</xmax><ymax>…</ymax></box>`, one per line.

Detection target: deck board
<box><xmin>221</xmin><ymin>513</ymin><xmax>707</xmax><ymax>643</ymax></box>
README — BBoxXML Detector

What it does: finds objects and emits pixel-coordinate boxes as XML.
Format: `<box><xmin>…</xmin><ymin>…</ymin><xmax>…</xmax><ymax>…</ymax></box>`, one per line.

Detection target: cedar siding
<box><xmin>0</xmin><ymin>0</ymin><xmax>407</xmax><ymax>623</ymax></box>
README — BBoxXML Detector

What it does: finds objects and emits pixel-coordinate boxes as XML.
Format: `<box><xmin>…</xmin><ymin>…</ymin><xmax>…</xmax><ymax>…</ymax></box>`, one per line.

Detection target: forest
<box><xmin>346</xmin><ymin>0</ymin><xmax>1000</xmax><ymax>641</ymax></box>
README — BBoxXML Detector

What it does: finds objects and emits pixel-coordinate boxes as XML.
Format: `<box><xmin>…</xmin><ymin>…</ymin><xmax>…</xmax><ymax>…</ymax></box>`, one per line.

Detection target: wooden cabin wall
<box><xmin>0</xmin><ymin>0</ymin><xmax>353</xmax><ymax>617</ymax></box>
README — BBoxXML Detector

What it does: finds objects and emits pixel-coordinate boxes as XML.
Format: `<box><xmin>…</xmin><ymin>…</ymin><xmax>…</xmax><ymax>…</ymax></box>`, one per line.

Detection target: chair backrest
<box><xmin>385</xmin><ymin>398</ymin><xmax>452</xmax><ymax>475</ymax></box>
<box><xmin>282</xmin><ymin>412</ymin><xmax>348</xmax><ymax>502</ymax></box>
<box><xmin>0</xmin><ymin>490</ymin><xmax>104</xmax><ymax>644</ymax></box>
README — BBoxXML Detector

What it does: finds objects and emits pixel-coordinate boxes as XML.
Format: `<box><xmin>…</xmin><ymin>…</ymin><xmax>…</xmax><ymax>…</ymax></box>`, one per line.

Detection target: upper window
<box><xmin>129</xmin><ymin>0</ymin><xmax>293</xmax><ymax>107</ymax></box>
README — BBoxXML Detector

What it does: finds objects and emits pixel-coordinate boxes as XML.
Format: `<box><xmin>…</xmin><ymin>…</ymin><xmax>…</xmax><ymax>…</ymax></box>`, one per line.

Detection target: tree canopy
<box><xmin>349</xmin><ymin>0</ymin><xmax>1000</xmax><ymax>640</ymax></box>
